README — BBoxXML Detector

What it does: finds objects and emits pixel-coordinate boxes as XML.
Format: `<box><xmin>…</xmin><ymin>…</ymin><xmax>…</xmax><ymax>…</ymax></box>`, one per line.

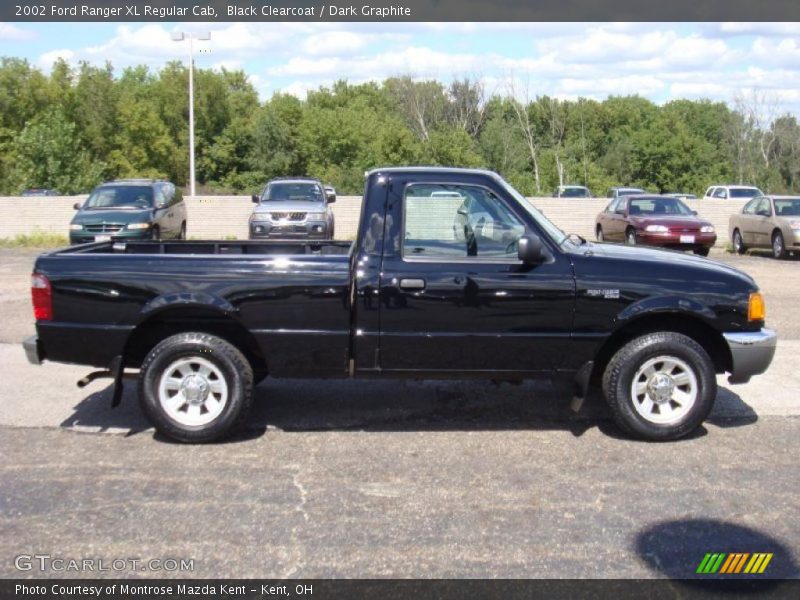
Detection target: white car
<box><xmin>703</xmin><ymin>185</ymin><xmax>763</xmax><ymax>201</ymax></box>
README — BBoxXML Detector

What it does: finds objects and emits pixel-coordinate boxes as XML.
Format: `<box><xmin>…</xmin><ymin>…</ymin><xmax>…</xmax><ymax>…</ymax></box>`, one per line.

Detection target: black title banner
<box><xmin>4</xmin><ymin>579</ymin><xmax>800</xmax><ymax>600</ymax></box>
<box><xmin>4</xmin><ymin>0</ymin><xmax>800</xmax><ymax>22</ymax></box>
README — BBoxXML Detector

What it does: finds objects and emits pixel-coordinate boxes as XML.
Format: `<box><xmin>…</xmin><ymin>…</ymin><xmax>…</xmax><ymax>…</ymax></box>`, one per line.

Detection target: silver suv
<box><xmin>249</xmin><ymin>178</ymin><xmax>336</xmax><ymax>240</ymax></box>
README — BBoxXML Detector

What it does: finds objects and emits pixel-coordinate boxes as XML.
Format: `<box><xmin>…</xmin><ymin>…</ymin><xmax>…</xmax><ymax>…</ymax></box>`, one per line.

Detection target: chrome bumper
<box><xmin>723</xmin><ymin>328</ymin><xmax>777</xmax><ymax>384</ymax></box>
<box><xmin>23</xmin><ymin>334</ymin><xmax>44</xmax><ymax>365</ymax></box>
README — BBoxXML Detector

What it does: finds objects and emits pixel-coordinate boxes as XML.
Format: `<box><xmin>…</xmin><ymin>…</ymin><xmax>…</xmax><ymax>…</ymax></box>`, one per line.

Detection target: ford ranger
<box><xmin>25</xmin><ymin>168</ymin><xmax>777</xmax><ymax>443</ymax></box>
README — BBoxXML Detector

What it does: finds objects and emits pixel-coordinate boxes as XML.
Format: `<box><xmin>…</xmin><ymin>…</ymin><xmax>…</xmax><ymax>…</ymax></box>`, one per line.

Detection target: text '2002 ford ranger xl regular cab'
<box><xmin>25</xmin><ymin>168</ymin><xmax>777</xmax><ymax>443</ymax></box>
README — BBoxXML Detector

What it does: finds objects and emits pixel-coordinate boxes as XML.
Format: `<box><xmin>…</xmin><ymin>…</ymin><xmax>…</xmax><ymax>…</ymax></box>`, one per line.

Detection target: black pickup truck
<box><xmin>25</xmin><ymin>168</ymin><xmax>777</xmax><ymax>442</ymax></box>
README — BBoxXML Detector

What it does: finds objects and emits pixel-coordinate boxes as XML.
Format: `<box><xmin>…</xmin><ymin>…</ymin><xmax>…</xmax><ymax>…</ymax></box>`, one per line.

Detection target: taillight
<box><xmin>31</xmin><ymin>274</ymin><xmax>52</xmax><ymax>321</ymax></box>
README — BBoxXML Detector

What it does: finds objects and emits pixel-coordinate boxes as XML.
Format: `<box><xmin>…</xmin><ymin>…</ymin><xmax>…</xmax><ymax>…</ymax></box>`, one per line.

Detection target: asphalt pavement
<box><xmin>0</xmin><ymin>247</ymin><xmax>798</xmax><ymax>579</ymax></box>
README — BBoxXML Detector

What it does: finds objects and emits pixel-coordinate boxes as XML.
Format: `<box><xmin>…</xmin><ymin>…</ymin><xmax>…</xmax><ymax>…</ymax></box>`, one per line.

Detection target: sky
<box><xmin>1</xmin><ymin>21</ymin><xmax>799</xmax><ymax>113</ymax></box>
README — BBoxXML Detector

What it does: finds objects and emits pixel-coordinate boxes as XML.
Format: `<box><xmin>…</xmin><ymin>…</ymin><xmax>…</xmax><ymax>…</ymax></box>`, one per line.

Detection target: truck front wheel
<box><xmin>138</xmin><ymin>332</ymin><xmax>253</xmax><ymax>443</ymax></box>
<box><xmin>602</xmin><ymin>332</ymin><xmax>716</xmax><ymax>441</ymax></box>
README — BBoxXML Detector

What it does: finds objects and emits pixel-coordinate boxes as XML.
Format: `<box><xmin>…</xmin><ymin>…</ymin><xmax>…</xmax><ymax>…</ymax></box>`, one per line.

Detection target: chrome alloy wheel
<box><xmin>630</xmin><ymin>355</ymin><xmax>698</xmax><ymax>425</ymax></box>
<box><xmin>158</xmin><ymin>356</ymin><xmax>228</xmax><ymax>427</ymax></box>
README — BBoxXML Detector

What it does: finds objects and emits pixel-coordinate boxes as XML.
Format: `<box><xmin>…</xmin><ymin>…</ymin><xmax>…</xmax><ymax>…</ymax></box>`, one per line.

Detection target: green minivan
<box><xmin>69</xmin><ymin>179</ymin><xmax>187</xmax><ymax>244</ymax></box>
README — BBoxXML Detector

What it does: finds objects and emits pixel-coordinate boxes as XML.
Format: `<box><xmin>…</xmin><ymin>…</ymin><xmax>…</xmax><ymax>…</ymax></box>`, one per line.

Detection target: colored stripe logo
<box><xmin>697</xmin><ymin>553</ymin><xmax>773</xmax><ymax>574</ymax></box>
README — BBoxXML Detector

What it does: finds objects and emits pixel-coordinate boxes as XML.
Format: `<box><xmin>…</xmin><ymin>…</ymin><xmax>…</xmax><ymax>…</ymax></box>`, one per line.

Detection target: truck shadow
<box><xmin>635</xmin><ymin>518</ymin><xmax>799</xmax><ymax>585</ymax></box>
<box><xmin>59</xmin><ymin>379</ymin><xmax>759</xmax><ymax>442</ymax></box>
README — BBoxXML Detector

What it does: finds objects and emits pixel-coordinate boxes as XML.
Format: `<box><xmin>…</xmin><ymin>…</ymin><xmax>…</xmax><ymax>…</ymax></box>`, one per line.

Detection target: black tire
<box><xmin>596</xmin><ymin>226</ymin><xmax>604</xmax><ymax>242</ymax></box>
<box><xmin>179</xmin><ymin>222</ymin><xmax>186</xmax><ymax>240</ymax></box>
<box><xmin>772</xmin><ymin>230</ymin><xmax>786</xmax><ymax>259</ymax></box>
<box><xmin>732</xmin><ymin>229</ymin><xmax>746</xmax><ymax>255</ymax></box>
<box><xmin>602</xmin><ymin>332</ymin><xmax>717</xmax><ymax>441</ymax></box>
<box><xmin>626</xmin><ymin>227</ymin><xmax>636</xmax><ymax>246</ymax></box>
<box><xmin>693</xmin><ymin>247</ymin><xmax>710</xmax><ymax>257</ymax></box>
<box><xmin>151</xmin><ymin>225</ymin><xmax>160</xmax><ymax>241</ymax></box>
<box><xmin>138</xmin><ymin>332</ymin><xmax>253</xmax><ymax>443</ymax></box>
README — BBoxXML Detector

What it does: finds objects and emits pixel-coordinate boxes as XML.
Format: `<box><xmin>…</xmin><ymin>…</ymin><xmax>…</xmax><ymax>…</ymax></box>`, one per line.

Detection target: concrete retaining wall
<box><xmin>0</xmin><ymin>195</ymin><xmax>746</xmax><ymax>246</ymax></box>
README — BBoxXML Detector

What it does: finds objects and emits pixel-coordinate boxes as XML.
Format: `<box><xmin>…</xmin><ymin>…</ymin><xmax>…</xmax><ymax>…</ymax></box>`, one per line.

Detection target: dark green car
<box><xmin>70</xmin><ymin>179</ymin><xmax>187</xmax><ymax>244</ymax></box>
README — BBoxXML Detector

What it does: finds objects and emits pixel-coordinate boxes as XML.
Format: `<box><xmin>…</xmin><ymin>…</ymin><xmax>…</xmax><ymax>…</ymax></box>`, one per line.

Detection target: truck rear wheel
<box><xmin>138</xmin><ymin>332</ymin><xmax>253</xmax><ymax>443</ymax></box>
<box><xmin>602</xmin><ymin>332</ymin><xmax>716</xmax><ymax>441</ymax></box>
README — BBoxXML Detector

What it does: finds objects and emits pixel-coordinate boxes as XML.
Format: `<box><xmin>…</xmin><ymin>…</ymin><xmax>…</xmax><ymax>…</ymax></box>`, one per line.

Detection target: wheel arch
<box><xmin>123</xmin><ymin>304</ymin><xmax>267</xmax><ymax>375</ymax></box>
<box><xmin>591</xmin><ymin>311</ymin><xmax>733</xmax><ymax>381</ymax></box>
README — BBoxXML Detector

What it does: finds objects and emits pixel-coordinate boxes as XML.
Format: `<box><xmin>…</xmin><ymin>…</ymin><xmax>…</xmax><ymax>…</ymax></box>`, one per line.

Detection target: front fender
<box><xmin>615</xmin><ymin>295</ymin><xmax>717</xmax><ymax>328</ymax></box>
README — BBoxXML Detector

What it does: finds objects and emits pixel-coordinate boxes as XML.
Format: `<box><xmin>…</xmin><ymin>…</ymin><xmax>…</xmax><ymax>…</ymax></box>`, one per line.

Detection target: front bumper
<box><xmin>249</xmin><ymin>220</ymin><xmax>330</xmax><ymax>240</ymax></box>
<box><xmin>636</xmin><ymin>231</ymin><xmax>717</xmax><ymax>249</ymax></box>
<box><xmin>70</xmin><ymin>230</ymin><xmax>152</xmax><ymax>244</ymax></box>
<box><xmin>723</xmin><ymin>328</ymin><xmax>777</xmax><ymax>384</ymax></box>
<box><xmin>23</xmin><ymin>334</ymin><xmax>44</xmax><ymax>365</ymax></box>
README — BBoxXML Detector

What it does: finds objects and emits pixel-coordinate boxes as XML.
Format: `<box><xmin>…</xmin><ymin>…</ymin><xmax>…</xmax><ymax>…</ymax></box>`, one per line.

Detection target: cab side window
<box><xmin>713</xmin><ymin>188</ymin><xmax>728</xmax><ymax>199</ymax></box>
<box><xmin>403</xmin><ymin>184</ymin><xmax>525</xmax><ymax>261</ymax></box>
<box><xmin>742</xmin><ymin>198</ymin><xmax>759</xmax><ymax>215</ymax></box>
<box><xmin>755</xmin><ymin>197</ymin><xmax>772</xmax><ymax>217</ymax></box>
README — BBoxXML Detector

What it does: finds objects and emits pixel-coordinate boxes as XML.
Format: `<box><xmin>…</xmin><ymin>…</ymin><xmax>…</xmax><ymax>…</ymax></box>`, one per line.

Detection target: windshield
<box><xmin>730</xmin><ymin>188</ymin><xmax>761</xmax><ymax>199</ymax></box>
<box><xmin>83</xmin><ymin>186</ymin><xmax>153</xmax><ymax>209</ymax></box>
<box><xmin>497</xmin><ymin>177</ymin><xmax>567</xmax><ymax>244</ymax></box>
<box><xmin>263</xmin><ymin>182</ymin><xmax>323</xmax><ymax>202</ymax></box>
<box><xmin>561</xmin><ymin>187</ymin><xmax>589</xmax><ymax>197</ymax></box>
<box><xmin>774</xmin><ymin>198</ymin><xmax>800</xmax><ymax>216</ymax></box>
<box><xmin>629</xmin><ymin>197</ymin><xmax>693</xmax><ymax>215</ymax></box>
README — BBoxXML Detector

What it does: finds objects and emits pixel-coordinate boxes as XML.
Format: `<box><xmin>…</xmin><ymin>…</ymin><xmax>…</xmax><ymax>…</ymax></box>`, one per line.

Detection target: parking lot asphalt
<box><xmin>0</xmin><ymin>246</ymin><xmax>798</xmax><ymax>579</ymax></box>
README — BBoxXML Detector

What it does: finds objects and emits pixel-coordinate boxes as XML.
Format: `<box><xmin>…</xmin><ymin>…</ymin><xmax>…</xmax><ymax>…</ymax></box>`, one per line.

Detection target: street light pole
<box><xmin>171</xmin><ymin>31</ymin><xmax>211</xmax><ymax>197</ymax></box>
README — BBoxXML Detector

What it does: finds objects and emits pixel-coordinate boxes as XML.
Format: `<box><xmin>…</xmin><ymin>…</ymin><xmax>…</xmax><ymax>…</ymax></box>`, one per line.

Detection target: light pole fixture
<box><xmin>171</xmin><ymin>30</ymin><xmax>211</xmax><ymax>197</ymax></box>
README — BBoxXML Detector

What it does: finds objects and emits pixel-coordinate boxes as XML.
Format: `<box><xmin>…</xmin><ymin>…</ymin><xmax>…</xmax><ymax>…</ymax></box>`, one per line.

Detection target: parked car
<box><xmin>553</xmin><ymin>185</ymin><xmax>592</xmax><ymax>198</ymax></box>
<box><xmin>729</xmin><ymin>195</ymin><xmax>800</xmax><ymax>259</ymax></box>
<box><xmin>250</xmin><ymin>178</ymin><xmax>335</xmax><ymax>240</ymax></box>
<box><xmin>663</xmin><ymin>193</ymin><xmax>698</xmax><ymax>201</ymax></box>
<box><xmin>26</xmin><ymin>167</ymin><xmax>775</xmax><ymax>444</ymax></box>
<box><xmin>69</xmin><ymin>179</ymin><xmax>186</xmax><ymax>244</ymax></box>
<box><xmin>596</xmin><ymin>195</ymin><xmax>716</xmax><ymax>255</ymax></box>
<box><xmin>608</xmin><ymin>186</ymin><xmax>645</xmax><ymax>200</ymax></box>
<box><xmin>703</xmin><ymin>185</ymin><xmax>763</xmax><ymax>201</ymax></box>
<box><xmin>22</xmin><ymin>188</ymin><xmax>59</xmax><ymax>196</ymax></box>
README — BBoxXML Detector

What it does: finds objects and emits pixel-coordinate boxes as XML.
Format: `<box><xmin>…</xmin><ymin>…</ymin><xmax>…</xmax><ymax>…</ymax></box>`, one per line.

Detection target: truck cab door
<box><xmin>377</xmin><ymin>178</ymin><xmax>575</xmax><ymax>375</ymax></box>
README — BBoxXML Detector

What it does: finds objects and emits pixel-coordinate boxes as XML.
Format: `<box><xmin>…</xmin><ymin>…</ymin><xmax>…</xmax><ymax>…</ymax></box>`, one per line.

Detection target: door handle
<box><xmin>399</xmin><ymin>278</ymin><xmax>426</xmax><ymax>290</ymax></box>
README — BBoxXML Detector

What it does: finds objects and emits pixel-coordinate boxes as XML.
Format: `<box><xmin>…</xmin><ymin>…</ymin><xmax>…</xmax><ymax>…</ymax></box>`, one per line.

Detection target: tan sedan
<box><xmin>729</xmin><ymin>195</ymin><xmax>800</xmax><ymax>258</ymax></box>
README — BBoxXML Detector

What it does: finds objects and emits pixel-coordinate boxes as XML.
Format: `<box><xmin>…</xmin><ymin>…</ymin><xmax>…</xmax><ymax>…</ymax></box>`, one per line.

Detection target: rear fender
<box><xmin>140</xmin><ymin>292</ymin><xmax>237</xmax><ymax>318</ymax></box>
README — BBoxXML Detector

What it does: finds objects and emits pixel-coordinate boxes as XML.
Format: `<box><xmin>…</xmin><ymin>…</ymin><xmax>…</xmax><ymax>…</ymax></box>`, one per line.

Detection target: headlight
<box><xmin>790</xmin><ymin>220</ymin><xmax>800</xmax><ymax>230</ymax></box>
<box><xmin>251</xmin><ymin>213</ymin><xmax>271</xmax><ymax>221</ymax></box>
<box><xmin>700</xmin><ymin>225</ymin><xmax>715</xmax><ymax>233</ymax></box>
<box><xmin>306</xmin><ymin>212</ymin><xmax>326</xmax><ymax>220</ymax></box>
<box><xmin>127</xmin><ymin>223</ymin><xmax>150</xmax><ymax>230</ymax></box>
<box><xmin>645</xmin><ymin>225</ymin><xmax>668</xmax><ymax>233</ymax></box>
<box><xmin>69</xmin><ymin>224</ymin><xmax>83</xmax><ymax>231</ymax></box>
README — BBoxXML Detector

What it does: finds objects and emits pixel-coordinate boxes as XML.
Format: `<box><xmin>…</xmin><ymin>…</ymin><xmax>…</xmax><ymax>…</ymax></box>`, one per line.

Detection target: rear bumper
<box><xmin>723</xmin><ymin>328</ymin><xmax>777</xmax><ymax>384</ymax></box>
<box><xmin>23</xmin><ymin>335</ymin><xmax>44</xmax><ymax>365</ymax></box>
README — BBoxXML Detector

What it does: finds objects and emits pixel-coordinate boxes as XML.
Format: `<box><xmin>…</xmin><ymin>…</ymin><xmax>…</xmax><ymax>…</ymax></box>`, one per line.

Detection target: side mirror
<box><xmin>251</xmin><ymin>194</ymin><xmax>260</xmax><ymax>204</ymax></box>
<box><xmin>518</xmin><ymin>234</ymin><xmax>547</xmax><ymax>263</ymax></box>
<box><xmin>692</xmin><ymin>210</ymin><xmax>698</xmax><ymax>215</ymax></box>
<box><xmin>73</xmin><ymin>202</ymin><xmax>82</xmax><ymax>210</ymax></box>
<box><xmin>615</xmin><ymin>209</ymin><xmax>626</xmax><ymax>215</ymax></box>
<box><xmin>325</xmin><ymin>187</ymin><xmax>336</xmax><ymax>203</ymax></box>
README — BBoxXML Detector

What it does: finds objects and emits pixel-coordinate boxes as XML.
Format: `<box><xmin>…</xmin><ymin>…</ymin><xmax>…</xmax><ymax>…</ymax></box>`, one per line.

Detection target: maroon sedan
<box><xmin>595</xmin><ymin>195</ymin><xmax>717</xmax><ymax>256</ymax></box>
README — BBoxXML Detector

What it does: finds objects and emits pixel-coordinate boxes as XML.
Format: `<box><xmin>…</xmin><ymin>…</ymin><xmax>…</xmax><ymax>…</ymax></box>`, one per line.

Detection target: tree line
<box><xmin>1</xmin><ymin>56</ymin><xmax>799</xmax><ymax>197</ymax></box>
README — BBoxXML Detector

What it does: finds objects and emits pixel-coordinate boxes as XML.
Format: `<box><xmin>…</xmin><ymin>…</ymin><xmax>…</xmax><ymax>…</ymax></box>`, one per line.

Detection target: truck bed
<box><xmin>34</xmin><ymin>239</ymin><xmax>355</xmax><ymax>376</ymax></box>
